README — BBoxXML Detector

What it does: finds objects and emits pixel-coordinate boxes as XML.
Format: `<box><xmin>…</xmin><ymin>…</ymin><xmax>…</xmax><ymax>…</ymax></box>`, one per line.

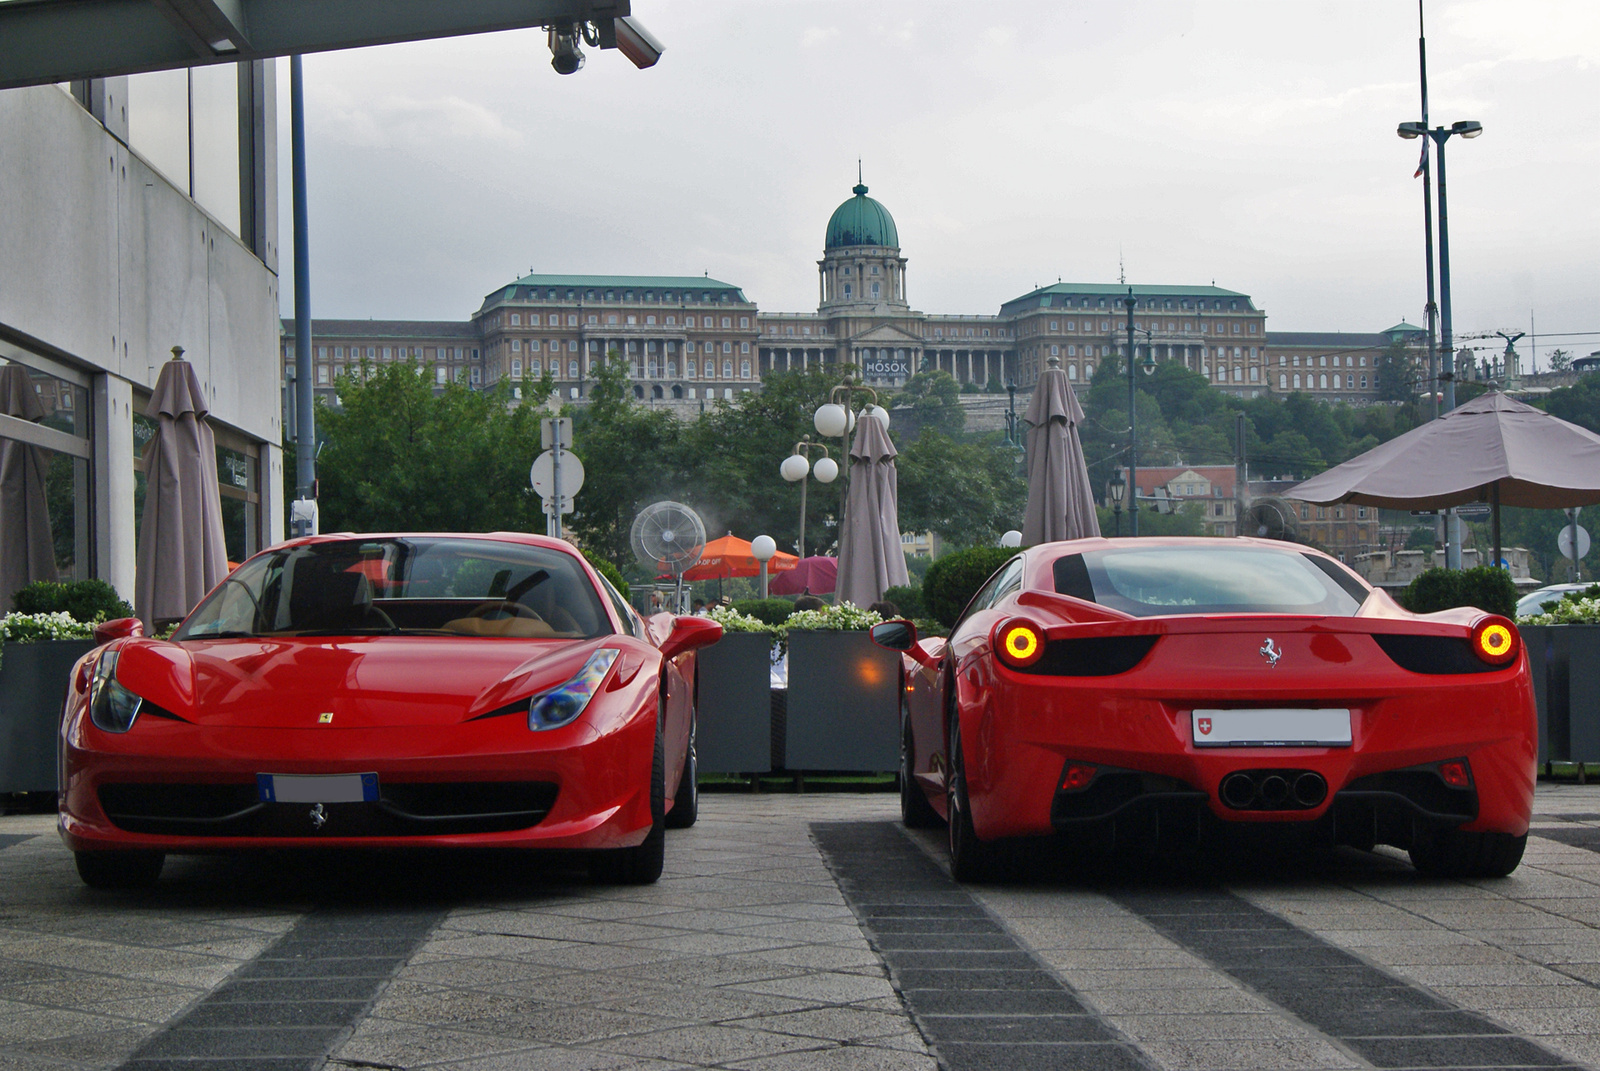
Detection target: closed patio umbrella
<box><xmin>136</xmin><ymin>353</ymin><xmax>229</xmax><ymax>628</ymax></box>
<box><xmin>1022</xmin><ymin>357</ymin><xmax>1102</xmax><ymax>546</ymax></box>
<box><xmin>835</xmin><ymin>415</ymin><xmax>910</xmax><ymax>608</ymax></box>
<box><xmin>1289</xmin><ymin>391</ymin><xmax>1600</xmax><ymax>567</ymax></box>
<box><xmin>0</xmin><ymin>364</ymin><xmax>57</xmax><ymax>610</ymax></box>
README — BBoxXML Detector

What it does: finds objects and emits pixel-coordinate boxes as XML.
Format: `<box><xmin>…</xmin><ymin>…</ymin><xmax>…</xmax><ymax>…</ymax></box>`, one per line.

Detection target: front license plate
<box><xmin>257</xmin><ymin>773</ymin><xmax>379</xmax><ymax>803</ymax></box>
<box><xmin>1191</xmin><ymin>709</ymin><xmax>1351</xmax><ymax>748</ymax></box>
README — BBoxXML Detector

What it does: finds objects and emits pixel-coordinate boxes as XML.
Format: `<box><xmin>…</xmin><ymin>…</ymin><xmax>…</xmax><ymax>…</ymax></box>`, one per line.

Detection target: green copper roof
<box><xmin>481</xmin><ymin>274</ymin><xmax>750</xmax><ymax>308</ymax></box>
<box><xmin>1382</xmin><ymin>320</ymin><xmax>1425</xmax><ymax>335</ymax></box>
<box><xmin>825</xmin><ymin>183</ymin><xmax>899</xmax><ymax>250</ymax></box>
<box><xmin>999</xmin><ymin>282</ymin><xmax>1253</xmax><ymax>316</ymax></box>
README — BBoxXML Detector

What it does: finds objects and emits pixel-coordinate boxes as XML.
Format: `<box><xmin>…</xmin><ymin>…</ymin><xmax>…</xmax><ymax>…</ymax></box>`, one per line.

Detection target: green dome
<box><xmin>825</xmin><ymin>183</ymin><xmax>899</xmax><ymax>249</ymax></box>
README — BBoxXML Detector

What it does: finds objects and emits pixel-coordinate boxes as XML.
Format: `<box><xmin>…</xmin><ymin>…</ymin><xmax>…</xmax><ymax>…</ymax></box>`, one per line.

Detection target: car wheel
<box><xmin>900</xmin><ymin>700</ymin><xmax>941</xmax><ymax>830</ymax></box>
<box><xmin>665</xmin><ymin>715</ymin><xmax>698</xmax><ymax>829</ymax></box>
<box><xmin>590</xmin><ymin>724</ymin><xmax>667</xmax><ymax>885</ymax></box>
<box><xmin>74</xmin><ymin>850</ymin><xmax>164</xmax><ymax>890</ymax></box>
<box><xmin>947</xmin><ymin>716</ymin><xmax>999</xmax><ymax>882</ymax></box>
<box><xmin>1409</xmin><ymin>830</ymin><xmax>1527</xmax><ymax>879</ymax></box>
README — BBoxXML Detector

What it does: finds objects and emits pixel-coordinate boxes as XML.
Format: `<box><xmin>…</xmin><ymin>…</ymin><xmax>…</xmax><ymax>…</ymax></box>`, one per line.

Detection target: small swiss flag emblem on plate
<box><xmin>1197</xmin><ymin>717</ymin><xmax>1212</xmax><ymax>736</ymax></box>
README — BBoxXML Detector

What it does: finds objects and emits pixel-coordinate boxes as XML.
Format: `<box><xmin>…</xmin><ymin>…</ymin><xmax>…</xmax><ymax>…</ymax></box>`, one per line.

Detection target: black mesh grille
<box><xmin>1372</xmin><ymin>634</ymin><xmax>1497</xmax><ymax>675</ymax></box>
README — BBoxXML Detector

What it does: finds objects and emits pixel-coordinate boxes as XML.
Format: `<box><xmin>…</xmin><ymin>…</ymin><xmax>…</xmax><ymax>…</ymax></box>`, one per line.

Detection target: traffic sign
<box><xmin>1558</xmin><ymin>525</ymin><xmax>1591</xmax><ymax>562</ymax></box>
<box><xmin>530</xmin><ymin>450</ymin><xmax>585</xmax><ymax>499</ymax></box>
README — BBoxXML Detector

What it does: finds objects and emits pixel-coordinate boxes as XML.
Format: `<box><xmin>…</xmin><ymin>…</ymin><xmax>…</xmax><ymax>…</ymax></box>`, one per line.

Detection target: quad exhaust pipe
<box><xmin>1219</xmin><ymin>769</ymin><xmax>1328</xmax><ymax>811</ymax></box>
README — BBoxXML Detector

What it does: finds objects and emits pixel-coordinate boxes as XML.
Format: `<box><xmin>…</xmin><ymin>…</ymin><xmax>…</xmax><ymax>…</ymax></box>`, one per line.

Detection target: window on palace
<box><xmin>530</xmin><ymin>359</ymin><xmax>542</xmax><ymax>376</ymax></box>
<box><xmin>723</xmin><ymin>360</ymin><xmax>733</xmax><ymax>378</ymax></box>
<box><xmin>1293</xmin><ymin>374</ymin><xmax>1301</xmax><ymax>388</ymax></box>
<box><xmin>739</xmin><ymin>316</ymin><xmax>749</xmax><ymax>328</ymax></box>
<box><xmin>646</xmin><ymin>315</ymin><xmax>655</xmax><ymax>325</ymax></box>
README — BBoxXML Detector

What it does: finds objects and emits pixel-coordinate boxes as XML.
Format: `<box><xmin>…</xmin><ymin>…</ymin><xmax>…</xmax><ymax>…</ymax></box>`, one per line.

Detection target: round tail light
<box><xmin>1470</xmin><ymin>616</ymin><xmax>1519</xmax><ymax>666</ymax></box>
<box><xmin>996</xmin><ymin>619</ymin><xmax>1045</xmax><ymax>668</ymax></box>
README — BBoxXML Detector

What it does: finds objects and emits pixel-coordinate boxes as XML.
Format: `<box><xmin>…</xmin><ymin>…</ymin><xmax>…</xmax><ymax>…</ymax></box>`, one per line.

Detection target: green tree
<box><xmin>1375</xmin><ymin>339</ymin><xmax>1416</xmax><ymax>402</ymax></box>
<box><xmin>892</xmin><ymin>370</ymin><xmax>965</xmax><ymax>437</ymax></box>
<box><xmin>895</xmin><ymin>431</ymin><xmax>1027</xmax><ymax>546</ymax></box>
<box><xmin>316</xmin><ymin>361</ymin><xmax>544</xmax><ymax>533</ymax></box>
<box><xmin>1548</xmin><ymin>349</ymin><xmax>1573</xmax><ymax>373</ymax></box>
<box><xmin>563</xmin><ymin>355</ymin><xmax>689</xmax><ymax>563</ymax></box>
<box><xmin>1542</xmin><ymin>371</ymin><xmax>1600</xmax><ymax>435</ymax></box>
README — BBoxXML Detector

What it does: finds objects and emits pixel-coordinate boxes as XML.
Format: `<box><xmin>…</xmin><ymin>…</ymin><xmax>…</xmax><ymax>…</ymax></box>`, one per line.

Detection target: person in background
<box><xmin>691</xmin><ymin>599</ymin><xmax>707</xmax><ymax>616</ymax></box>
<box><xmin>793</xmin><ymin>595</ymin><xmax>825</xmax><ymax>612</ymax></box>
<box><xmin>868</xmin><ymin>600</ymin><xmax>900</xmax><ymax>619</ymax></box>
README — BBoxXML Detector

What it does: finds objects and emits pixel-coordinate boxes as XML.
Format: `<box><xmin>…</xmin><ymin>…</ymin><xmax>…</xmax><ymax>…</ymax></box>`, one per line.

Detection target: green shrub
<box><xmin>581</xmin><ymin>549</ymin><xmax>629</xmax><ymax>600</ymax></box>
<box><xmin>1400</xmin><ymin>566</ymin><xmax>1516</xmax><ymax>617</ymax></box>
<box><xmin>731</xmin><ymin>598</ymin><xmax>796</xmax><ymax>626</ymax></box>
<box><xmin>11</xmin><ymin>579</ymin><xmax>132</xmax><ymax>623</ymax></box>
<box><xmin>881</xmin><ymin>585</ymin><xmax>924</xmax><ymax>620</ymax></box>
<box><xmin>922</xmin><ymin>546</ymin><xmax>1015</xmax><ymax>626</ymax></box>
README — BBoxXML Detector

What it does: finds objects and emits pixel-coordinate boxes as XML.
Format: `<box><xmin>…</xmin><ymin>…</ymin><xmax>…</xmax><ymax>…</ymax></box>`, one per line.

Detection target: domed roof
<box><xmin>825</xmin><ymin>183</ymin><xmax>899</xmax><ymax>250</ymax></box>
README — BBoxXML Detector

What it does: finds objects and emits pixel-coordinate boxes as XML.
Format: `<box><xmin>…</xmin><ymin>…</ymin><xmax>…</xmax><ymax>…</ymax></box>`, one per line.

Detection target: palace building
<box><xmin>281</xmin><ymin>180</ymin><xmax>1420</xmax><ymax>413</ymax></box>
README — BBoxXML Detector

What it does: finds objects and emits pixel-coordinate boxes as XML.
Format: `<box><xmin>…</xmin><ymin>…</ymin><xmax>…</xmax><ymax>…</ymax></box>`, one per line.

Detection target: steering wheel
<box><xmin>464</xmin><ymin>600</ymin><xmax>544</xmax><ymax>623</ymax></box>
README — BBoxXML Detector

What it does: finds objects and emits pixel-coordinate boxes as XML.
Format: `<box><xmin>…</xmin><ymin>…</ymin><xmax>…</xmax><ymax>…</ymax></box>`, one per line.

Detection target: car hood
<box><xmin>113</xmin><ymin>635</ymin><xmax>627</xmax><ymax>728</ymax></box>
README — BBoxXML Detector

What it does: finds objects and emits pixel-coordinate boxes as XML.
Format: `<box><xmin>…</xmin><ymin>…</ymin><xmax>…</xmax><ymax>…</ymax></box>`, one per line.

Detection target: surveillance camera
<box><xmin>596</xmin><ymin>16</ymin><xmax>664</xmax><ymax>69</ymax></box>
<box><xmin>547</xmin><ymin>23</ymin><xmax>585</xmax><ymax>75</ymax></box>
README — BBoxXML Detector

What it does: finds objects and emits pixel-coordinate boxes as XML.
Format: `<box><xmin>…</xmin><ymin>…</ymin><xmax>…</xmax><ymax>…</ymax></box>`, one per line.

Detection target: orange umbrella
<box><xmin>682</xmin><ymin>534</ymin><xmax>799</xmax><ymax>581</ymax></box>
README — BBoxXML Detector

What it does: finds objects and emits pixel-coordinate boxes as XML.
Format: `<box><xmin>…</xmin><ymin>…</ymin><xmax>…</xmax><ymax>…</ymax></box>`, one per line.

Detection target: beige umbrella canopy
<box><xmin>835</xmin><ymin>414</ymin><xmax>910</xmax><ymax>609</ymax></box>
<box><xmin>0</xmin><ymin>364</ymin><xmax>57</xmax><ymax>610</ymax></box>
<box><xmin>136</xmin><ymin>353</ymin><xmax>229</xmax><ymax>628</ymax></box>
<box><xmin>1289</xmin><ymin>391</ymin><xmax>1600</xmax><ymax>564</ymax></box>
<box><xmin>1022</xmin><ymin>357</ymin><xmax>1102</xmax><ymax>546</ymax></box>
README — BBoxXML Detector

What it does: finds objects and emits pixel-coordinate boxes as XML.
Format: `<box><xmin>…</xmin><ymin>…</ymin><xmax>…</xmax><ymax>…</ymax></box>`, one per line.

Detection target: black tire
<box><xmin>900</xmin><ymin>700</ymin><xmax>941</xmax><ymax>829</ymax></box>
<box><xmin>590</xmin><ymin>725</ymin><xmax>666</xmax><ymax>885</ymax></box>
<box><xmin>947</xmin><ymin>716</ymin><xmax>1000</xmax><ymax>882</ymax></box>
<box><xmin>1409</xmin><ymin>830</ymin><xmax>1527</xmax><ymax>879</ymax></box>
<box><xmin>75</xmin><ymin>850</ymin><xmax>164</xmax><ymax>890</ymax></box>
<box><xmin>665</xmin><ymin>715</ymin><xmax>698</xmax><ymax>830</ymax></box>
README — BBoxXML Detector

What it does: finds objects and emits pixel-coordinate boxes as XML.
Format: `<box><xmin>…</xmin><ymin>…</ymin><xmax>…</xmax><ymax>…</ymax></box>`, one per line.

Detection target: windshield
<box><xmin>176</xmin><ymin>538</ymin><xmax>612</xmax><ymax>640</ymax></box>
<box><xmin>1053</xmin><ymin>546</ymin><xmax>1367</xmax><ymax>618</ymax></box>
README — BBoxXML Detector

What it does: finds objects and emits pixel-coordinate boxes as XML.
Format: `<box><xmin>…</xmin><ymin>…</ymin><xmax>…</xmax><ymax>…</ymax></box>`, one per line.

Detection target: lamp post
<box><xmin>780</xmin><ymin>435</ymin><xmax>838</xmax><ymax>560</ymax></box>
<box><xmin>1398</xmin><ymin>116</ymin><xmax>1481</xmax><ymax>569</ymax></box>
<box><xmin>751</xmin><ymin>535</ymin><xmax>776</xmax><ymax>599</ymax></box>
<box><xmin>1004</xmin><ymin>377</ymin><xmax>1019</xmax><ymax>448</ymax></box>
<box><xmin>1121</xmin><ymin>290</ymin><xmax>1156</xmax><ymax>536</ymax></box>
<box><xmin>1109</xmin><ymin>470</ymin><xmax>1126</xmax><ymax>537</ymax></box>
<box><xmin>813</xmin><ymin>380</ymin><xmax>887</xmax><ymax>540</ymax></box>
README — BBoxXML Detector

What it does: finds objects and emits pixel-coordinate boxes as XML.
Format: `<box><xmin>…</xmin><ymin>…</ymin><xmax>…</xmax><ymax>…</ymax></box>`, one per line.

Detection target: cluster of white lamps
<box><xmin>812</xmin><ymin>402</ymin><xmax>890</xmax><ymax>440</ymax></box>
<box><xmin>780</xmin><ymin>451</ymin><xmax>837</xmax><ymax>485</ymax></box>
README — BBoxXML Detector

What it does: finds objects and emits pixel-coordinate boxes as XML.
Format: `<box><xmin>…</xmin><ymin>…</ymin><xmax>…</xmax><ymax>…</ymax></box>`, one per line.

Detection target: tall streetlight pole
<box><xmin>1124</xmin><ymin>289</ymin><xmax>1139</xmax><ymax>536</ymax></box>
<box><xmin>1400</xmin><ymin>116</ymin><xmax>1482</xmax><ymax>569</ymax></box>
<box><xmin>289</xmin><ymin>54</ymin><xmax>316</xmax><ymax>537</ymax></box>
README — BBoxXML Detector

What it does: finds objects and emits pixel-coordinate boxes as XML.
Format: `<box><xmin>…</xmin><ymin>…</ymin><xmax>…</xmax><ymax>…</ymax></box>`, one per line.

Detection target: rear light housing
<box><xmin>1470</xmin><ymin>616</ymin><xmax>1519</xmax><ymax>666</ymax></box>
<box><xmin>994</xmin><ymin>618</ymin><xmax>1045</xmax><ymax>668</ymax></box>
<box><xmin>1438</xmin><ymin>758</ymin><xmax>1473</xmax><ymax>789</ymax></box>
<box><xmin>1059</xmin><ymin>763</ymin><xmax>1097</xmax><ymax>791</ymax></box>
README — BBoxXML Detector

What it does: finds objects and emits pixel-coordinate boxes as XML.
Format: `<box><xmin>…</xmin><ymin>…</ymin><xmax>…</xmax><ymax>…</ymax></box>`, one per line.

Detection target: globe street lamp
<box><xmin>1108</xmin><ymin>470</ymin><xmax>1126</xmax><ymax>537</ymax></box>
<box><xmin>781</xmin><ymin>435</ymin><xmax>838</xmax><ymax>559</ymax></box>
<box><xmin>814</xmin><ymin>380</ymin><xmax>887</xmax><ymax>538</ymax></box>
<box><xmin>751</xmin><ymin>534</ymin><xmax>777</xmax><ymax>599</ymax></box>
<box><xmin>1399</xmin><ymin>117</ymin><xmax>1481</xmax><ymax>569</ymax></box>
<box><xmin>999</xmin><ymin>530</ymin><xmax>1022</xmax><ymax>549</ymax></box>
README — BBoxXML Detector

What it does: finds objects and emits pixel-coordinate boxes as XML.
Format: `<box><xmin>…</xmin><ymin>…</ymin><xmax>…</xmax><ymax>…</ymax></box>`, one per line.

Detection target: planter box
<box><xmin>694</xmin><ymin>632</ymin><xmax>773</xmax><ymax>774</ymax></box>
<box><xmin>1523</xmin><ymin>624</ymin><xmax>1600</xmax><ymax>765</ymax></box>
<box><xmin>0</xmin><ymin>639</ymin><xmax>95</xmax><ymax>793</ymax></box>
<box><xmin>784</xmin><ymin>630</ymin><xmax>900</xmax><ymax>772</ymax></box>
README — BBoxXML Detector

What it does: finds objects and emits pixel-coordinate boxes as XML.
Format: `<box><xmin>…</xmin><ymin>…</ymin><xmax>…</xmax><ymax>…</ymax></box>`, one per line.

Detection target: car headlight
<box><xmin>89</xmin><ymin>649</ymin><xmax>143</xmax><ymax>733</ymax></box>
<box><xmin>528</xmin><ymin>649</ymin><xmax>619</xmax><ymax>731</ymax></box>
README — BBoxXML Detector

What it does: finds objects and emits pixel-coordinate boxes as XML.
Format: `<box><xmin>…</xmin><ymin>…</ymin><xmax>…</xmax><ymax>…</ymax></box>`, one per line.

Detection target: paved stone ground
<box><xmin>0</xmin><ymin>785</ymin><xmax>1596</xmax><ymax>1070</ymax></box>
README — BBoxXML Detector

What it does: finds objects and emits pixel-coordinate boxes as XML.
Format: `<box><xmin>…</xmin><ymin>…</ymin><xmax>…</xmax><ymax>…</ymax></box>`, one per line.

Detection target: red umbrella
<box><xmin>682</xmin><ymin>534</ymin><xmax>799</xmax><ymax>581</ymax></box>
<box><xmin>769</xmin><ymin>556</ymin><xmax>837</xmax><ymax>596</ymax></box>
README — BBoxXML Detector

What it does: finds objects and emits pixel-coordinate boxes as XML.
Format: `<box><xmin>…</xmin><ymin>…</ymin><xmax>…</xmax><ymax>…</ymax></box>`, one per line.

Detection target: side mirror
<box><xmin>870</xmin><ymin>619</ymin><xmax>918</xmax><ymax>651</ymax></box>
<box><xmin>93</xmin><ymin>617</ymin><xmax>145</xmax><ymax>645</ymax></box>
<box><xmin>659</xmin><ymin>615</ymin><xmax>723</xmax><ymax>661</ymax></box>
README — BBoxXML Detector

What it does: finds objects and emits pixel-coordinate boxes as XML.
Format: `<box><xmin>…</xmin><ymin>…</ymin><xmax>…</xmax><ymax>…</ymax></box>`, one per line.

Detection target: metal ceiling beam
<box><xmin>0</xmin><ymin>0</ymin><xmax>627</xmax><ymax>89</ymax></box>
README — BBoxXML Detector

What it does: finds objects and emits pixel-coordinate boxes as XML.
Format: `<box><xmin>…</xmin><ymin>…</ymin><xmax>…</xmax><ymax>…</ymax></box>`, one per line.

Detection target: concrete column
<box><xmin>93</xmin><ymin>373</ymin><xmax>136</xmax><ymax>604</ymax></box>
<box><xmin>261</xmin><ymin>440</ymin><xmax>286</xmax><ymax>547</ymax></box>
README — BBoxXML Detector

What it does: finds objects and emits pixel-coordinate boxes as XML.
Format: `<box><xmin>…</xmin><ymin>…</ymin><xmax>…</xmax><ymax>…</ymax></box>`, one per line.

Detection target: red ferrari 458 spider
<box><xmin>59</xmin><ymin>533</ymin><xmax>721</xmax><ymax>888</ymax></box>
<box><xmin>873</xmin><ymin>537</ymin><xmax>1536</xmax><ymax>881</ymax></box>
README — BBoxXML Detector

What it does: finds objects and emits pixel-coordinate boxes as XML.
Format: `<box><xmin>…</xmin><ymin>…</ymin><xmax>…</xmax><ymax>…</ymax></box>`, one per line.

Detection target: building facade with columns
<box><xmin>279</xmin><ymin>180</ymin><xmax>1416</xmax><ymax>413</ymax></box>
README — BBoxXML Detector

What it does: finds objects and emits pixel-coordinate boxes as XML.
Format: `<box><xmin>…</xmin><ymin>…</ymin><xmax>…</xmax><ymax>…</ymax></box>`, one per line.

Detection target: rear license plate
<box><xmin>257</xmin><ymin>773</ymin><xmax>379</xmax><ymax>803</ymax></box>
<box><xmin>1191</xmin><ymin>709</ymin><xmax>1351</xmax><ymax>748</ymax></box>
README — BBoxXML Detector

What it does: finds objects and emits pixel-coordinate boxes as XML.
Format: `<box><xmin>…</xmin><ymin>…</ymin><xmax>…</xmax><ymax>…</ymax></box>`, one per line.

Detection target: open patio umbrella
<box><xmin>1288</xmin><ymin>391</ymin><xmax>1600</xmax><ymax>567</ymax></box>
<box><xmin>1022</xmin><ymin>357</ymin><xmax>1102</xmax><ymax>546</ymax></box>
<box><xmin>835</xmin><ymin>415</ymin><xmax>910</xmax><ymax>609</ymax></box>
<box><xmin>769</xmin><ymin>555</ymin><xmax>837</xmax><ymax>596</ymax></box>
<box><xmin>0</xmin><ymin>364</ymin><xmax>57</xmax><ymax>610</ymax></box>
<box><xmin>681</xmin><ymin>534</ymin><xmax>799</xmax><ymax>581</ymax></box>
<box><xmin>135</xmin><ymin>353</ymin><xmax>229</xmax><ymax>628</ymax></box>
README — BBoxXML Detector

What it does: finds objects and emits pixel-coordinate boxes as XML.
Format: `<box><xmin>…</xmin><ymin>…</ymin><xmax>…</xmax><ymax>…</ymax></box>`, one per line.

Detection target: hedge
<box><xmin>922</xmin><ymin>547</ymin><xmax>1016</xmax><ymax>627</ymax></box>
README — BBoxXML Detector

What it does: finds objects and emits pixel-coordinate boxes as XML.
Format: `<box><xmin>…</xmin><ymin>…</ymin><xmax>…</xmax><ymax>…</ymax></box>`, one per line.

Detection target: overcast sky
<box><xmin>276</xmin><ymin>0</ymin><xmax>1600</xmax><ymax>368</ymax></box>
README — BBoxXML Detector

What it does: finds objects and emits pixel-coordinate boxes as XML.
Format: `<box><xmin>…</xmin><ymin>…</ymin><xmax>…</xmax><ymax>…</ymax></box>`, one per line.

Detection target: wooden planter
<box><xmin>1522</xmin><ymin>624</ymin><xmax>1600</xmax><ymax>765</ymax></box>
<box><xmin>0</xmin><ymin>639</ymin><xmax>95</xmax><ymax>793</ymax></box>
<box><xmin>784</xmin><ymin>630</ymin><xmax>900</xmax><ymax>772</ymax></box>
<box><xmin>694</xmin><ymin>632</ymin><xmax>774</xmax><ymax>774</ymax></box>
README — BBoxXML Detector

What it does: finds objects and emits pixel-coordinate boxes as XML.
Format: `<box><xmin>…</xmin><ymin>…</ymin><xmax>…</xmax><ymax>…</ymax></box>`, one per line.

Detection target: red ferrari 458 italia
<box><xmin>59</xmin><ymin>533</ymin><xmax>721</xmax><ymax>888</ymax></box>
<box><xmin>874</xmin><ymin>538</ymin><xmax>1536</xmax><ymax>881</ymax></box>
